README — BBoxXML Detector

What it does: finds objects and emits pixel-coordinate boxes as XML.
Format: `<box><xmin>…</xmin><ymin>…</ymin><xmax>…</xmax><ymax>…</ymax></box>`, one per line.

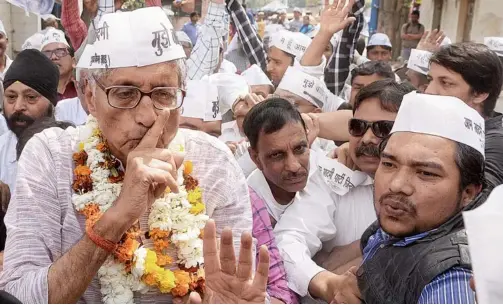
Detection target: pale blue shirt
<box><xmin>182</xmin><ymin>21</ymin><xmax>200</xmax><ymax>46</ymax></box>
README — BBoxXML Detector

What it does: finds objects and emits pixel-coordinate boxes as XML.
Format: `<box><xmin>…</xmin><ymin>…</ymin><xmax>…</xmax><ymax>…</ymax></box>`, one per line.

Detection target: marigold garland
<box><xmin>71</xmin><ymin>115</ymin><xmax>208</xmax><ymax>303</ymax></box>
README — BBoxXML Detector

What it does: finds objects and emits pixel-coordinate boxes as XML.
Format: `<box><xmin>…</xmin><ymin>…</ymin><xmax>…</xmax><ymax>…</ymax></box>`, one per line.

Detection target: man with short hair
<box><xmin>0</xmin><ymin>8</ymin><xmax>268</xmax><ymax>304</ymax></box>
<box><xmin>426</xmin><ymin>42</ymin><xmax>503</xmax><ymax>189</ymax></box>
<box><xmin>334</xmin><ymin>92</ymin><xmax>485</xmax><ymax>304</ymax></box>
<box><xmin>0</xmin><ymin>49</ymin><xmax>59</xmax><ymax>194</ymax></box>
<box><xmin>400</xmin><ymin>10</ymin><xmax>424</xmax><ymax>60</ymax></box>
<box><xmin>244</xmin><ymin>98</ymin><xmax>313</xmax><ymax>226</ymax></box>
<box><xmin>40</xmin><ymin>28</ymin><xmax>78</xmax><ymax>101</ymax></box>
<box><xmin>366</xmin><ymin>33</ymin><xmax>392</xmax><ymax>62</ymax></box>
<box><xmin>349</xmin><ymin>61</ymin><xmax>395</xmax><ymax>106</ymax></box>
<box><xmin>289</xmin><ymin>7</ymin><xmax>303</xmax><ymax>32</ymax></box>
<box><xmin>277</xmin><ymin>9</ymin><xmax>289</xmax><ymax>30</ymax></box>
<box><xmin>274</xmin><ymin>80</ymin><xmax>413</xmax><ymax>303</ymax></box>
<box><xmin>0</xmin><ymin>20</ymin><xmax>12</xmax><ymax>81</ymax></box>
<box><xmin>182</xmin><ymin>12</ymin><xmax>201</xmax><ymax>46</ymax></box>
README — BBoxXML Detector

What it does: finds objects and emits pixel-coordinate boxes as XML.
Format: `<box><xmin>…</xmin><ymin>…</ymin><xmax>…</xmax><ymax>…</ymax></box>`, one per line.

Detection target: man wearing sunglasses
<box><xmin>40</xmin><ymin>28</ymin><xmax>78</xmax><ymax>102</ymax></box>
<box><xmin>274</xmin><ymin>79</ymin><xmax>414</xmax><ymax>303</ymax></box>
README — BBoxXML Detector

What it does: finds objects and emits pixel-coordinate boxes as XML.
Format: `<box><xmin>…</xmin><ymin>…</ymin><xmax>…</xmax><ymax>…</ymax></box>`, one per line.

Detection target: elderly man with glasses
<box><xmin>0</xmin><ymin>7</ymin><xmax>269</xmax><ymax>304</ymax></box>
<box><xmin>40</xmin><ymin>28</ymin><xmax>78</xmax><ymax>102</ymax></box>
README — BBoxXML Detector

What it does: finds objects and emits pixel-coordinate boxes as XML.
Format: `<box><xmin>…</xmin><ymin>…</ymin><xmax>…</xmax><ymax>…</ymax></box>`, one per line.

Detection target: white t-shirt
<box><xmin>55</xmin><ymin>97</ymin><xmax>88</xmax><ymax>126</ymax></box>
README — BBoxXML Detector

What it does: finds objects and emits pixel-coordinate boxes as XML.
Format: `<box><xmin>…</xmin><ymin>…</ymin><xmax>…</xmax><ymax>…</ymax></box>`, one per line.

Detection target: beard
<box><xmin>4</xmin><ymin>106</ymin><xmax>53</xmax><ymax>138</ymax></box>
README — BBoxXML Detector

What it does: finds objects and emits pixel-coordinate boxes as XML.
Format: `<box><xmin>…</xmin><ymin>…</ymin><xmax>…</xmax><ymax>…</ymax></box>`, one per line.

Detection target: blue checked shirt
<box><xmin>363</xmin><ymin>228</ymin><xmax>475</xmax><ymax>304</ymax></box>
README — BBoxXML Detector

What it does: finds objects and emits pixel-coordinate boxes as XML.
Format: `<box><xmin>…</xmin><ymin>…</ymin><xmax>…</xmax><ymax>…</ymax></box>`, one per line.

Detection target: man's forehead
<box><xmin>105</xmin><ymin>62</ymin><xmax>179</xmax><ymax>85</ymax></box>
<box><xmin>385</xmin><ymin>132</ymin><xmax>456</xmax><ymax>162</ymax></box>
<box><xmin>268</xmin><ymin>47</ymin><xmax>290</xmax><ymax>61</ymax></box>
<box><xmin>42</xmin><ymin>42</ymin><xmax>68</xmax><ymax>51</ymax></box>
<box><xmin>258</xmin><ymin>122</ymin><xmax>306</xmax><ymax>149</ymax></box>
<box><xmin>428</xmin><ymin>62</ymin><xmax>463</xmax><ymax>81</ymax></box>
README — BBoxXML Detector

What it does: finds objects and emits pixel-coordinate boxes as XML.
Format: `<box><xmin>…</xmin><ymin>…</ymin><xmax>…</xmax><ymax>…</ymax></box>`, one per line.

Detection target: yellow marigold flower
<box><xmin>157</xmin><ymin>269</ymin><xmax>176</xmax><ymax>293</ymax></box>
<box><xmin>171</xmin><ymin>270</ymin><xmax>191</xmax><ymax>297</ymax></box>
<box><xmin>78</xmin><ymin>142</ymin><xmax>84</xmax><ymax>151</ymax></box>
<box><xmin>190</xmin><ymin>202</ymin><xmax>205</xmax><ymax>215</ymax></box>
<box><xmin>183</xmin><ymin>161</ymin><xmax>193</xmax><ymax>176</ymax></box>
<box><xmin>92</xmin><ymin>128</ymin><xmax>101</xmax><ymax>137</ymax></box>
<box><xmin>187</xmin><ymin>187</ymin><xmax>202</xmax><ymax>204</ymax></box>
<box><xmin>144</xmin><ymin>249</ymin><xmax>159</xmax><ymax>274</ymax></box>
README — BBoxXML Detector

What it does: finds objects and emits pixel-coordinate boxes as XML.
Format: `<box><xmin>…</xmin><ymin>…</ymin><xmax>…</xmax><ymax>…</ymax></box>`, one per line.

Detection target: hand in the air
<box><xmin>201</xmin><ymin>220</ymin><xmax>270</xmax><ymax>303</ymax></box>
<box><xmin>417</xmin><ymin>29</ymin><xmax>446</xmax><ymax>53</ymax></box>
<box><xmin>319</xmin><ymin>0</ymin><xmax>356</xmax><ymax>36</ymax></box>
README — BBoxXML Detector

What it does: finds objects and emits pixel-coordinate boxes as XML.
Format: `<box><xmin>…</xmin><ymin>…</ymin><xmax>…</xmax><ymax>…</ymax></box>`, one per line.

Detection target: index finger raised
<box><xmin>136</xmin><ymin>109</ymin><xmax>170</xmax><ymax>149</ymax></box>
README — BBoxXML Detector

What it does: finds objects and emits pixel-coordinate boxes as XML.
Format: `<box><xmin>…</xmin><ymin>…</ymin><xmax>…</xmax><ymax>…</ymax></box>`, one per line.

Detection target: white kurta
<box><xmin>274</xmin><ymin>168</ymin><xmax>377</xmax><ymax>296</ymax></box>
<box><xmin>55</xmin><ymin>97</ymin><xmax>88</xmax><ymax>126</ymax></box>
<box><xmin>219</xmin><ymin>59</ymin><xmax>238</xmax><ymax>74</ymax></box>
<box><xmin>0</xmin><ymin>130</ymin><xmax>18</xmax><ymax>193</ymax></box>
<box><xmin>0</xmin><ymin>115</ymin><xmax>8</xmax><ymax>136</ymax></box>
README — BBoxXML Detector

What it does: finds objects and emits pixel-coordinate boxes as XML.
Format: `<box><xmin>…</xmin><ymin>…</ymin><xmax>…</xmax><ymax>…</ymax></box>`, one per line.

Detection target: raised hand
<box><xmin>319</xmin><ymin>0</ymin><xmax>356</xmax><ymax>36</ymax></box>
<box><xmin>417</xmin><ymin>29</ymin><xmax>446</xmax><ymax>53</ymax></box>
<box><xmin>113</xmin><ymin>110</ymin><xmax>184</xmax><ymax>228</ymax></box>
<box><xmin>202</xmin><ymin>220</ymin><xmax>269</xmax><ymax>304</ymax></box>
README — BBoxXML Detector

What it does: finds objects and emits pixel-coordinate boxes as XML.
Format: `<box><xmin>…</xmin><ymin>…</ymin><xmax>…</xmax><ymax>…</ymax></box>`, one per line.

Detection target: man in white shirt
<box><xmin>273</xmin><ymin>79</ymin><xmax>415</xmax><ymax>302</ymax></box>
<box><xmin>0</xmin><ymin>20</ymin><xmax>12</xmax><ymax>81</ymax></box>
<box><xmin>55</xmin><ymin>66</ymin><xmax>89</xmax><ymax>125</ymax></box>
<box><xmin>244</xmin><ymin>98</ymin><xmax>317</xmax><ymax>226</ymax></box>
<box><xmin>0</xmin><ymin>49</ymin><xmax>59</xmax><ymax>195</ymax></box>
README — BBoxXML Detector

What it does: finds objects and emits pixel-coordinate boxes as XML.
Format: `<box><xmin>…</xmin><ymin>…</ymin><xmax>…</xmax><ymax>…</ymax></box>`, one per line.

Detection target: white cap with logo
<box><xmin>40</xmin><ymin>28</ymin><xmax>70</xmax><ymax>50</ymax></box>
<box><xmin>277</xmin><ymin>66</ymin><xmax>330</xmax><ymax>109</ymax></box>
<box><xmin>77</xmin><ymin>7</ymin><xmax>185</xmax><ymax>69</ymax></box>
<box><xmin>391</xmin><ymin>91</ymin><xmax>485</xmax><ymax>157</ymax></box>
<box><xmin>270</xmin><ymin>30</ymin><xmax>312</xmax><ymax>58</ymax></box>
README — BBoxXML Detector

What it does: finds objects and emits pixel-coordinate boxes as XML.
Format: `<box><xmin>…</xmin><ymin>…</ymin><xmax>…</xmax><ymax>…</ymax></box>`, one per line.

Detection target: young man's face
<box><xmin>374</xmin><ymin>132</ymin><xmax>474</xmax><ymax>237</ymax></box>
<box><xmin>367</xmin><ymin>46</ymin><xmax>392</xmax><ymax>62</ymax></box>
<box><xmin>425</xmin><ymin>62</ymin><xmax>488</xmax><ymax>116</ymax></box>
<box><xmin>267</xmin><ymin>47</ymin><xmax>293</xmax><ymax>87</ymax></box>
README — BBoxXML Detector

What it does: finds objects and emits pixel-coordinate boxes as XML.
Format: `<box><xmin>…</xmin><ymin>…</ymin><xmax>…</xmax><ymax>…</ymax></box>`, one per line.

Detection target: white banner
<box><xmin>5</xmin><ymin>0</ymin><xmax>55</xmax><ymax>15</ymax></box>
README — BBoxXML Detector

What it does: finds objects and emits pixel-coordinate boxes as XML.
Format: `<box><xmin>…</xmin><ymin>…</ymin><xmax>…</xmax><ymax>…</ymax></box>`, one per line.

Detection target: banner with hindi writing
<box><xmin>5</xmin><ymin>0</ymin><xmax>55</xmax><ymax>15</ymax></box>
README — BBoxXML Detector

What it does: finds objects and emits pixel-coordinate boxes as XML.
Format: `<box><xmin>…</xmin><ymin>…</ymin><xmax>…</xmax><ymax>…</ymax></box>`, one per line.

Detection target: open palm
<box><xmin>319</xmin><ymin>0</ymin><xmax>356</xmax><ymax>35</ymax></box>
<box><xmin>202</xmin><ymin>220</ymin><xmax>270</xmax><ymax>304</ymax></box>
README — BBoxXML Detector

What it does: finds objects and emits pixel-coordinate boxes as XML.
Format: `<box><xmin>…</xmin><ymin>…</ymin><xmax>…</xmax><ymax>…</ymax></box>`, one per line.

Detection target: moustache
<box><xmin>7</xmin><ymin>112</ymin><xmax>36</xmax><ymax>126</ymax></box>
<box><xmin>355</xmin><ymin>143</ymin><xmax>380</xmax><ymax>158</ymax></box>
<box><xmin>282</xmin><ymin>172</ymin><xmax>308</xmax><ymax>182</ymax></box>
<box><xmin>378</xmin><ymin>193</ymin><xmax>416</xmax><ymax>215</ymax></box>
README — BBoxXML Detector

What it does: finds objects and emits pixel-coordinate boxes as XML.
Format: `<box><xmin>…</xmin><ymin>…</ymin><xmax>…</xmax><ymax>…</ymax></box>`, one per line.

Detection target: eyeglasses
<box><xmin>92</xmin><ymin>75</ymin><xmax>185</xmax><ymax>110</ymax></box>
<box><xmin>42</xmin><ymin>48</ymin><xmax>70</xmax><ymax>59</ymax></box>
<box><xmin>348</xmin><ymin>118</ymin><xmax>394</xmax><ymax>138</ymax></box>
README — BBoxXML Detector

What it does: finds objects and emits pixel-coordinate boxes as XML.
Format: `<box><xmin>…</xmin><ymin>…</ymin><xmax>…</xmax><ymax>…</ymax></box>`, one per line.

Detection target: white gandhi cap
<box><xmin>390</xmin><ymin>91</ymin><xmax>485</xmax><ymax>157</ymax></box>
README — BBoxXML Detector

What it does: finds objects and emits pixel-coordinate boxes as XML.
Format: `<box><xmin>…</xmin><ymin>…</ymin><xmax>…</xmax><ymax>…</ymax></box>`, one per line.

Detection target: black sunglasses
<box><xmin>348</xmin><ymin>118</ymin><xmax>394</xmax><ymax>138</ymax></box>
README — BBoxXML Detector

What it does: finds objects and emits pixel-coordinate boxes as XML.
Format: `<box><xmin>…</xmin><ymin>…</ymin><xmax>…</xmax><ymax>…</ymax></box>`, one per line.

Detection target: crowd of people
<box><xmin>0</xmin><ymin>0</ymin><xmax>502</xmax><ymax>303</ymax></box>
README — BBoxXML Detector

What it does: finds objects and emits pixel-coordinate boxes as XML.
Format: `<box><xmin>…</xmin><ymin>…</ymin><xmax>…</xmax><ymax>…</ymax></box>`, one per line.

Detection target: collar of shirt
<box><xmin>58</xmin><ymin>80</ymin><xmax>78</xmax><ymax>101</ymax></box>
<box><xmin>363</xmin><ymin>227</ymin><xmax>434</xmax><ymax>261</ymax></box>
